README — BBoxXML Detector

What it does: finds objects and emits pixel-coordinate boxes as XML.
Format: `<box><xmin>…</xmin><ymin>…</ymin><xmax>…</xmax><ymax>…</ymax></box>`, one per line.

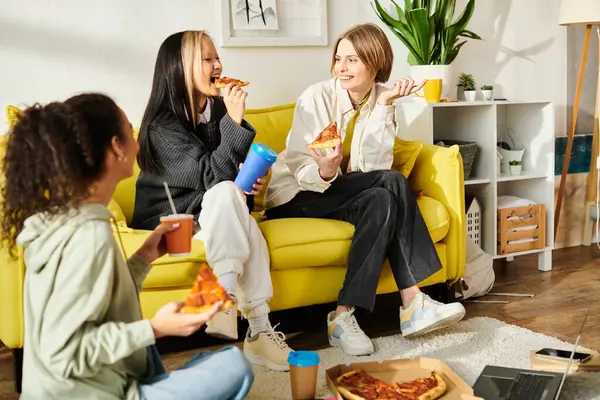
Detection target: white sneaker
<box><xmin>327</xmin><ymin>308</ymin><xmax>374</xmax><ymax>356</ymax></box>
<box><xmin>400</xmin><ymin>292</ymin><xmax>465</xmax><ymax>337</ymax></box>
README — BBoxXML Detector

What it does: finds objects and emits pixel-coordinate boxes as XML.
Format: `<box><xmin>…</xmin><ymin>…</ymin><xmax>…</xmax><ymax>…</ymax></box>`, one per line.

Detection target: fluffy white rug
<box><xmin>247</xmin><ymin>317</ymin><xmax>600</xmax><ymax>399</ymax></box>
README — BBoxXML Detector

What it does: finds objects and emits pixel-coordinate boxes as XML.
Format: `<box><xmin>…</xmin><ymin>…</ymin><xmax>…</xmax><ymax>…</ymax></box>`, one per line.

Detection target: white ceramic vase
<box><xmin>409</xmin><ymin>64</ymin><xmax>453</xmax><ymax>101</ymax></box>
<box><xmin>464</xmin><ymin>90</ymin><xmax>477</xmax><ymax>102</ymax></box>
<box><xmin>481</xmin><ymin>90</ymin><xmax>493</xmax><ymax>101</ymax></box>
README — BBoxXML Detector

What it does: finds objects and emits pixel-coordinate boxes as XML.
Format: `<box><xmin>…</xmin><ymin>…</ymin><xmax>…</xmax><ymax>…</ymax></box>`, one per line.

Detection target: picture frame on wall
<box><xmin>217</xmin><ymin>0</ymin><xmax>328</xmax><ymax>47</ymax></box>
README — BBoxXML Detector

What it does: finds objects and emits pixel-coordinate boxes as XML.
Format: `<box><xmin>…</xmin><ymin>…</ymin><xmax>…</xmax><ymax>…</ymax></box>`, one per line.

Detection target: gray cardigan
<box><xmin>130</xmin><ymin>98</ymin><xmax>256</xmax><ymax>230</ymax></box>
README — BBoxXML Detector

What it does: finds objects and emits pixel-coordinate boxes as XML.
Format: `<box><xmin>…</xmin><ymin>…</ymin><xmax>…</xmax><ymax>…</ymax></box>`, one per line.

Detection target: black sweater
<box><xmin>130</xmin><ymin>99</ymin><xmax>256</xmax><ymax>230</ymax></box>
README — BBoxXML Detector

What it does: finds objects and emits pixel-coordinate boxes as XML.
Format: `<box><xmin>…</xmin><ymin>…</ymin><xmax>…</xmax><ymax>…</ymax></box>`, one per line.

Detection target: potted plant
<box><xmin>372</xmin><ymin>0</ymin><xmax>481</xmax><ymax>99</ymax></box>
<box><xmin>508</xmin><ymin>160</ymin><xmax>522</xmax><ymax>175</ymax></box>
<box><xmin>458</xmin><ymin>73</ymin><xmax>477</xmax><ymax>101</ymax></box>
<box><xmin>481</xmin><ymin>85</ymin><xmax>494</xmax><ymax>101</ymax></box>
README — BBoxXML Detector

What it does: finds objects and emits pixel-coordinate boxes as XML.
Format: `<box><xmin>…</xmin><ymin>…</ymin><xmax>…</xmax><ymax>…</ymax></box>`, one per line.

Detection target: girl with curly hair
<box><xmin>1</xmin><ymin>93</ymin><xmax>253</xmax><ymax>399</ymax></box>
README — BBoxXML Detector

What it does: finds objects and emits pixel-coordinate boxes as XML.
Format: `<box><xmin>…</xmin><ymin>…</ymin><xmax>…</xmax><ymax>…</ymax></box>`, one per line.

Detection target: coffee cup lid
<box><xmin>251</xmin><ymin>142</ymin><xmax>277</xmax><ymax>163</ymax></box>
<box><xmin>287</xmin><ymin>350</ymin><xmax>320</xmax><ymax>367</ymax></box>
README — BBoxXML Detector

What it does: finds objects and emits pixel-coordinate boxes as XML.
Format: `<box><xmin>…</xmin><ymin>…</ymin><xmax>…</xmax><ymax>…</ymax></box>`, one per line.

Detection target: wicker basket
<box><xmin>437</xmin><ymin>139</ymin><xmax>479</xmax><ymax>179</ymax></box>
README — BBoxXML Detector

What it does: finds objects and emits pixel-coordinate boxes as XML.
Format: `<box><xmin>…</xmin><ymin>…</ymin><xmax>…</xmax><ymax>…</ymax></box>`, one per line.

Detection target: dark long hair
<box><xmin>1</xmin><ymin>93</ymin><xmax>124</xmax><ymax>252</ymax></box>
<box><xmin>137</xmin><ymin>30</ymin><xmax>209</xmax><ymax>174</ymax></box>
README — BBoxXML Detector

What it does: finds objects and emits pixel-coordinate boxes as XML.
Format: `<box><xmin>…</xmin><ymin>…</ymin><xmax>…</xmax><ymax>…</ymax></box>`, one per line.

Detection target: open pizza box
<box><xmin>529</xmin><ymin>349</ymin><xmax>600</xmax><ymax>372</ymax></box>
<box><xmin>326</xmin><ymin>357</ymin><xmax>483</xmax><ymax>399</ymax></box>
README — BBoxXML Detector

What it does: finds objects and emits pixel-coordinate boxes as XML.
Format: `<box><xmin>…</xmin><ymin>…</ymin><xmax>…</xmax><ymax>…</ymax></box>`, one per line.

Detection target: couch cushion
<box><xmin>418</xmin><ymin>195</ymin><xmax>450</xmax><ymax>243</ymax></box>
<box><xmin>114</xmin><ymin>230</ymin><xmax>207</xmax><ymax>289</ymax></box>
<box><xmin>393</xmin><ymin>138</ymin><xmax>423</xmax><ymax>178</ymax></box>
<box><xmin>259</xmin><ymin>195</ymin><xmax>450</xmax><ymax>271</ymax></box>
<box><xmin>118</xmin><ymin>194</ymin><xmax>449</xmax><ymax>288</ymax></box>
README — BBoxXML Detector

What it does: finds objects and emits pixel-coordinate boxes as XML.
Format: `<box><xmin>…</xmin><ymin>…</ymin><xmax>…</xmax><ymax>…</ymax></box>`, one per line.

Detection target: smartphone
<box><xmin>535</xmin><ymin>348</ymin><xmax>592</xmax><ymax>363</ymax></box>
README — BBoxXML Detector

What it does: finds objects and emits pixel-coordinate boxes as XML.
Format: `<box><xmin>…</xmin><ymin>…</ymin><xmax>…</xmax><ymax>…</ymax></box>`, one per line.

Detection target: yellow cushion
<box><xmin>108</xmin><ymin>199</ymin><xmax>126</xmax><ymax>222</ymax></box>
<box><xmin>6</xmin><ymin>105</ymin><xmax>24</xmax><ymax>131</ymax></box>
<box><xmin>392</xmin><ymin>138</ymin><xmax>423</xmax><ymax>178</ymax></box>
<box><xmin>259</xmin><ymin>218</ymin><xmax>355</xmax><ymax>271</ymax></box>
<box><xmin>259</xmin><ymin>195</ymin><xmax>449</xmax><ymax>272</ymax></box>
<box><xmin>418</xmin><ymin>195</ymin><xmax>450</xmax><ymax>242</ymax></box>
<box><xmin>114</xmin><ymin>230</ymin><xmax>207</xmax><ymax>289</ymax></box>
<box><xmin>244</xmin><ymin>104</ymin><xmax>295</xmax><ymax>211</ymax></box>
<box><xmin>267</xmin><ymin>242</ymin><xmax>447</xmax><ymax>311</ymax></box>
<box><xmin>245</xmin><ymin>103</ymin><xmax>295</xmax><ymax>154</ymax></box>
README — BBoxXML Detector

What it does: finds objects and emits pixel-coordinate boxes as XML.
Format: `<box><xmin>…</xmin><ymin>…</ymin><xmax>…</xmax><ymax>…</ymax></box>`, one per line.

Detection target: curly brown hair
<box><xmin>1</xmin><ymin>93</ymin><xmax>125</xmax><ymax>253</ymax></box>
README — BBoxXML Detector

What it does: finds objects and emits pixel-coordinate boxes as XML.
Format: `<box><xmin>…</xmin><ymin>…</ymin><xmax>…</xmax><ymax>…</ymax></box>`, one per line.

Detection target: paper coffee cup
<box><xmin>288</xmin><ymin>350</ymin><xmax>320</xmax><ymax>400</ymax></box>
<box><xmin>160</xmin><ymin>214</ymin><xmax>194</xmax><ymax>257</ymax></box>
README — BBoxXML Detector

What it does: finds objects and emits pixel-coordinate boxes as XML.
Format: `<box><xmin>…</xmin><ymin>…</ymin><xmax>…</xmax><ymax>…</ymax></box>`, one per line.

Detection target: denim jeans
<box><xmin>267</xmin><ymin>170</ymin><xmax>442</xmax><ymax>311</ymax></box>
<box><xmin>138</xmin><ymin>345</ymin><xmax>254</xmax><ymax>400</ymax></box>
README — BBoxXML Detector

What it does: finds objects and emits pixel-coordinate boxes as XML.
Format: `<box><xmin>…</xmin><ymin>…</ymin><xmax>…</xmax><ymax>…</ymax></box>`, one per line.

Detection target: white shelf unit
<box><xmin>396</xmin><ymin>100</ymin><xmax>555</xmax><ymax>271</ymax></box>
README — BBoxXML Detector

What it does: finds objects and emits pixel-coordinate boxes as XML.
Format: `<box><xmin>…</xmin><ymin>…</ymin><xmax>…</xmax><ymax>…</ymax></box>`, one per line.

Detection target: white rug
<box><xmin>247</xmin><ymin>317</ymin><xmax>600</xmax><ymax>399</ymax></box>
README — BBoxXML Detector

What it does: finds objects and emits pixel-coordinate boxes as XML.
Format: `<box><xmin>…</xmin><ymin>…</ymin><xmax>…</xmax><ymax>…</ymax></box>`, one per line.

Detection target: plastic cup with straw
<box><xmin>160</xmin><ymin>181</ymin><xmax>194</xmax><ymax>257</ymax></box>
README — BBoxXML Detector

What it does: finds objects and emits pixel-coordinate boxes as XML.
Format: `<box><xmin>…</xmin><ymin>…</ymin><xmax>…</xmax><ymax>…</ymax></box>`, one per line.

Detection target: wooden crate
<box><xmin>497</xmin><ymin>204</ymin><xmax>546</xmax><ymax>255</ymax></box>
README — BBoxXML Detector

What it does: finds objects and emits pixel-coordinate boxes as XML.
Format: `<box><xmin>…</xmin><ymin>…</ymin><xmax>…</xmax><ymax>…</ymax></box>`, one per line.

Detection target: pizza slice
<box><xmin>336</xmin><ymin>370</ymin><xmax>410</xmax><ymax>400</ymax></box>
<box><xmin>214</xmin><ymin>76</ymin><xmax>249</xmax><ymax>88</ymax></box>
<box><xmin>393</xmin><ymin>372</ymin><xmax>447</xmax><ymax>400</ymax></box>
<box><xmin>307</xmin><ymin>121</ymin><xmax>341</xmax><ymax>149</ymax></box>
<box><xmin>180</xmin><ymin>264</ymin><xmax>236</xmax><ymax>314</ymax></box>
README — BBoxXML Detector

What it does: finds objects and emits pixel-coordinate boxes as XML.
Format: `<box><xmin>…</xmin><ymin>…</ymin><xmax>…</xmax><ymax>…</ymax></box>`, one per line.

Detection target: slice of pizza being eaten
<box><xmin>214</xmin><ymin>76</ymin><xmax>249</xmax><ymax>88</ymax></box>
<box><xmin>307</xmin><ymin>121</ymin><xmax>341</xmax><ymax>149</ymax></box>
<box><xmin>180</xmin><ymin>264</ymin><xmax>236</xmax><ymax>314</ymax></box>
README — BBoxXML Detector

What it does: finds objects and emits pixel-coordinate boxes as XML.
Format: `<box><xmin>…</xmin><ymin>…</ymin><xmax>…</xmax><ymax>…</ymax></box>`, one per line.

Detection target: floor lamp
<box><xmin>554</xmin><ymin>0</ymin><xmax>600</xmax><ymax>244</ymax></box>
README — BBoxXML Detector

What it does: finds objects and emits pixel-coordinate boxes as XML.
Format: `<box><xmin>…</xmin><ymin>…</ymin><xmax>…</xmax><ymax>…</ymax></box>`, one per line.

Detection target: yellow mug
<box><xmin>415</xmin><ymin>79</ymin><xmax>442</xmax><ymax>103</ymax></box>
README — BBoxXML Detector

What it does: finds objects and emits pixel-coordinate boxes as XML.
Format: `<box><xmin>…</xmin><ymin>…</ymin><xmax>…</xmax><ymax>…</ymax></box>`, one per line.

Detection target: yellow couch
<box><xmin>0</xmin><ymin>103</ymin><xmax>465</xmax><ymax>356</ymax></box>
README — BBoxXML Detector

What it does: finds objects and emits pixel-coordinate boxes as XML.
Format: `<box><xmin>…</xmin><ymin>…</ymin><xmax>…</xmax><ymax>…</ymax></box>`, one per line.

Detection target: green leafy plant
<box><xmin>481</xmin><ymin>85</ymin><xmax>494</xmax><ymax>90</ymax></box>
<box><xmin>372</xmin><ymin>0</ymin><xmax>482</xmax><ymax>66</ymax></box>
<box><xmin>457</xmin><ymin>73</ymin><xmax>476</xmax><ymax>90</ymax></box>
<box><xmin>508</xmin><ymin>160</ymin><xmax>522</xmax><ymax>166</ymax></box>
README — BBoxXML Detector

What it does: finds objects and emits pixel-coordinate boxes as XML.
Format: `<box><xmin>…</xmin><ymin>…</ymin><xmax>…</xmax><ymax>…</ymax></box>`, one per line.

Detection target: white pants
<box><xmin>194</xmin><ymin>181</ymin><xmax>272</xmax><ymax>317</ymax></box>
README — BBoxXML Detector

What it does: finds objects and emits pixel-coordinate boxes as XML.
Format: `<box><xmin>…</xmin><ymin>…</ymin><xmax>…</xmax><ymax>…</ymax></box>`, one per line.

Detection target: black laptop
<box><xmin>473</xmin><ymin>365</ymin><xmax>564</xmax><ymax>400</ymax></box>
<box><xmin>473</xmin><ymin>305</ymin><xmax>591</xmax><ymax>400</ymax></box>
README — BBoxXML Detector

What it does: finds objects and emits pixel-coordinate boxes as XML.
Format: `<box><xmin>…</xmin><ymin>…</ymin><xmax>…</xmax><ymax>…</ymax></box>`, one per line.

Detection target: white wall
<box><xmin>1</xmin><ymin>0</ymin><xmax>566</xmax><ymax>135</ymax></box>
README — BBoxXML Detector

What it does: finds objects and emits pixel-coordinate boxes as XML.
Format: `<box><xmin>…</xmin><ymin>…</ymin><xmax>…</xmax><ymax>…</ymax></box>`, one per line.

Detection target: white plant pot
<box><xmin>509</xmin><ymin>165</ymin><xmax>522</xmax><ymax>175</ymax></box>
<box><xmin>409</xmin><ymin>64</ymin><xmax>453</xmax><ymax>101</ymax></box>
<box><xmin>481</xmin><ymin>90</ymin><xmax>493</xmax><ymax>101</ymax></box>
<box><xmin>499</xmin><ymin>148</ymin><xmax>525</xmax><ymax>173</ymax></box>
<box><xmin>464</xmin><ymin>90</ymin><xmax>476</xmax><ymax>102</ymax></box>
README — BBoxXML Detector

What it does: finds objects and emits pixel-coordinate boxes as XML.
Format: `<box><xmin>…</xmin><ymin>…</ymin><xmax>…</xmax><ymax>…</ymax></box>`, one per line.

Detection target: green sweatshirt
<box><xmin>17</xmin><ymin>203</ymin><xmax>157</xmax><ymax>400</ymax></box>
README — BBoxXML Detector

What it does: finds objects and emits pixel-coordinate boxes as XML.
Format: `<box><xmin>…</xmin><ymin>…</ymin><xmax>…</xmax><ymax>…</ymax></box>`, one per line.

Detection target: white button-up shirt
<box><xmin>266</xmin><ymin>77</ymin><xmax>397</xmax><ymax>209</ymax></box>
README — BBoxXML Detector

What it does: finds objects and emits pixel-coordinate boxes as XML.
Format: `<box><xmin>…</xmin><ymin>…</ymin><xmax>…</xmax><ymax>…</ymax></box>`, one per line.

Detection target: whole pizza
<box><xmin>336</xmin><ymin>369</ymin><xmax>447</xmax><ymax>400</ymax></box>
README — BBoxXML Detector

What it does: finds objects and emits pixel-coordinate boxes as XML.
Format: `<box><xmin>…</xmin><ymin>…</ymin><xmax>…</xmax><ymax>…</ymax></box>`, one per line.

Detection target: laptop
<box><xmin>473</xmin><ymin>305</ymin><xmax>591</xmax><ymax>400</ymax></box>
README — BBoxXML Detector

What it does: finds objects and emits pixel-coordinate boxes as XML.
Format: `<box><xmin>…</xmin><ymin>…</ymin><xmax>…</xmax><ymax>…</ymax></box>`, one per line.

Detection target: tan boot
<box><xmin>243</xmin><ymin>325</ymin><xmax>293</xmax><ymax>371</ymax></box>
<box><xmin>205</xmin><ymin>298</ymin><xmax>238</xmax><ymax>340</ymax></box>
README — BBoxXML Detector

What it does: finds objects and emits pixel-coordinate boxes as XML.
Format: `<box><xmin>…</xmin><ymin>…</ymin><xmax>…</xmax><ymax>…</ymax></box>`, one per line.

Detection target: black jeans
<box><xmin>266</xmin><ymin>170</ymin><xmax>442</xmax><ymax>312</ymax></box>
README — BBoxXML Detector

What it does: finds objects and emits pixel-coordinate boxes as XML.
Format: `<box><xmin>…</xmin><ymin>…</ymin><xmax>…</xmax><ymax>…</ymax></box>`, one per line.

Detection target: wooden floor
<box><xmin>1</xmin><ymin>246</ymin><xmax>599</xmax><ymax>398</ymax></box>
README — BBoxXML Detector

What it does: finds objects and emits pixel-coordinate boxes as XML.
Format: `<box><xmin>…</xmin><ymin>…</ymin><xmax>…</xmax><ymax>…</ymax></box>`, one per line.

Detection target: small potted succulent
<box><xmin>481</xmin><ymin>85</ymin><xmax>494</xmax><ymax>101</ymax></box>
<box><xmin>458</xmin><ymin>73</ymin><xmax>476</xmax><ymax>101</ymax></box>
<box><xmin>508</xmin><ymin>160</ymin><xmax>522</xmax><ymax>175</ymax></box>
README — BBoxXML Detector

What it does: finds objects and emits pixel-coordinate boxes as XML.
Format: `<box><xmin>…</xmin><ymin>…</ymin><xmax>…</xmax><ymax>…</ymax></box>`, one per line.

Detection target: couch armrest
<box><xmin>0</xmin><ymin>245</ymin><xmax>25</xmax><ymax>348</ymax></box>
<box><xmin>409</xmin><ymin>143</ymin><xmax>466</xmax><ymax>282</ymax></box>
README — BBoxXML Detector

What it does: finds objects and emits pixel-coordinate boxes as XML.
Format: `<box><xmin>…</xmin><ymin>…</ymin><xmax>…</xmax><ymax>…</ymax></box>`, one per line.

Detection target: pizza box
<box><xmin>326</xmin><ymin>357</ymin><xmax>481</xmax><ymax>399</ymax></box>
<box><xmin>529</xmin><ymin>350</ymin><xmax>600</xmax><ymax>372</ymax></box>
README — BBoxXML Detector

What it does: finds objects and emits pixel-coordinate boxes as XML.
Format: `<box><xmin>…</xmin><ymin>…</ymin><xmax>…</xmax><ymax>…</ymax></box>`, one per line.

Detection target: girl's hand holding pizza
<box><xmin>307</xmin><ymin>141</ymin><xmax>343</xmax><ymax>181</ymax></box>
<box><xmin>223</xmin><ymin>82</ymin><xmax>247</xmax><ymax>125</ymax></box>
